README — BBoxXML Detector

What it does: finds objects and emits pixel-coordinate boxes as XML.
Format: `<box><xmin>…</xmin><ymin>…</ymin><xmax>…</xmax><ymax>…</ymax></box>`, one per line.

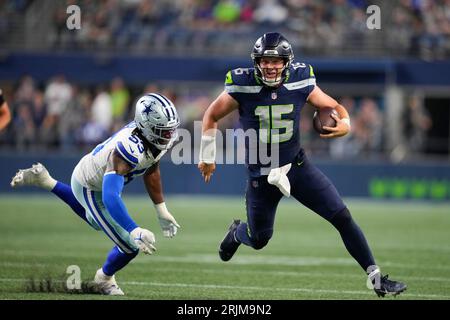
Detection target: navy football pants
<box><xmin>235</xmin><ymin>149</ymin><xmax>376</xmax><ymax>271</ymax></box>
<box><xmin>238</xmin><ymin>149</ymin><xmax>345</xmax><ymax>248</ymax></box>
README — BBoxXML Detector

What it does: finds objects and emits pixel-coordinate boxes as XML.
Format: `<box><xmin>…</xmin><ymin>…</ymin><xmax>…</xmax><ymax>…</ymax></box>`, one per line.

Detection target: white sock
<box><xmin>97</xmin><ymin>268</ymin><xmax>112</xmax><ymax>280</ymax></box>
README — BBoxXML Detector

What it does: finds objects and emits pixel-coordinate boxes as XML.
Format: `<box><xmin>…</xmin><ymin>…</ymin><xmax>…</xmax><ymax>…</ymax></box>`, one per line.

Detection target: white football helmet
<box><xmin>134</xmin><ymin>93</ymin><xmax>180</xmax><ymax>150</ymax></box>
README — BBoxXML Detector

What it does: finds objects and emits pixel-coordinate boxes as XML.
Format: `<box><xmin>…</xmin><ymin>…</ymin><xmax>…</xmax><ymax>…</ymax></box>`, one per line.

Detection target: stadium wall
<box><xmin>2</xmin><ymin>154</ymin><xmax>450</xmax><ymax>200</ymax></box>
<box><xmin>1</xmin><ymin>52</ymin><xmax>450</xmax><ymax>85</ymax></box>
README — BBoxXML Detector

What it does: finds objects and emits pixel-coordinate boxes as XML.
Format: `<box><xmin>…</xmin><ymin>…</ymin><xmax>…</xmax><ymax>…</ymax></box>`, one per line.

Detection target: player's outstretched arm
<box><xmin>143</xmin><ymin>162</ymin><xmax>180</xmax><ymax>238</ymax></box>
<box><xmin>199</xmin><ymin>91</ymin><xmax>239</xmax><ymax>182</ymax></box>
<box><xmin>103</xmin><ymin>150</ymin><xmax>156</xmax><ymax>254</ymax></box>
<box><xmin>307</xmin><ymin>86</ymin><xmax>351</xmax><ymax>138</ymax></box>
<box><xmin>0</xmin><ymin>89</ymin><xmax>12</xmax><ymax>131</ymax></box>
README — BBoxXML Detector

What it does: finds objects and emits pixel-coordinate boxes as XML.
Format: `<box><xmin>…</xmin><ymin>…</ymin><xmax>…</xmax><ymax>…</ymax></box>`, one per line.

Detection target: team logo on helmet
<box><xmin>134</xmin><ymin>93</ymin><xmax>180</xmax><ymax>150</ymax></box>
<box><xmin>141</xmin><ymin>99</ymin><xmax>156</xmax><ymax>117</ymax></box>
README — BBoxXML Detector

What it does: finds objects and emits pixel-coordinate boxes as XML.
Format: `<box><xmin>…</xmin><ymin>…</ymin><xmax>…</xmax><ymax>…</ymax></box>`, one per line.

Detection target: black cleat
<box><xmin>219</xmin><ymin>220</ymin><xmax>242</xmax><ymax>262</ymax></box>
<box><xmin>374</xmin><ymin>274</ymin><xmax>407</xmax><ymax>297</ymax></box>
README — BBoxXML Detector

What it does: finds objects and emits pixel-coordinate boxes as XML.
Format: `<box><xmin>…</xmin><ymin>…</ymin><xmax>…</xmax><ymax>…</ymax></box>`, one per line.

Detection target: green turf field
<box><xmin>0</xmin><ymin>195</ymin><xmax>449</xmax><ymax>300</ymax></box>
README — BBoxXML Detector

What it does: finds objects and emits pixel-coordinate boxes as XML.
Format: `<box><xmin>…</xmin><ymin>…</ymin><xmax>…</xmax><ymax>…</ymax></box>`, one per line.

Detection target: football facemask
<box><xmin>134</xmin><ymin>93</ymin><xmax>180</xmax><ymax>150</ymax></box>
<box><xmin>255</xmin><ymin>63</ymin><xmax>287</xmax><ymax>87</ymax></box>
<box><xmin>148</xmin><ymin>125</ymin><xmax>179</xmax><ymax>149</ymax></box>
<box><xmin>251</xmin><ymin>32</ymin><xmax>294</xmax><ymax>87</ymax></box>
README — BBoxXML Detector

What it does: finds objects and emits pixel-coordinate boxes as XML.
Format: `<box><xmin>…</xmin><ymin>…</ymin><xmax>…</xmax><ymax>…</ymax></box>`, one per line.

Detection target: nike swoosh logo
<box><xmin>297</xmin><ymin>160</ymin><xmax>304</xmax><ymax>166</ymax></box>
<box><xmin>129</xmin><ymin>146</ymin><xmax>135</xmax><ymax>154</ymax></box>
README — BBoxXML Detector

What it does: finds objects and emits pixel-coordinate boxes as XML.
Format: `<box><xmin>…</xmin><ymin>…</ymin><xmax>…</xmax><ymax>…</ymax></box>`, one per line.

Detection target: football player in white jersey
<box><xmin>10</xmin><ymin>93</ymin><xmax>181</xmax><ymax>295</ymax></box>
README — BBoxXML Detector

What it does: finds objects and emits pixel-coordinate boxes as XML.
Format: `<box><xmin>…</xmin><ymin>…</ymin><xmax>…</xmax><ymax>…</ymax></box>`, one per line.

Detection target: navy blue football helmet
<box><xmin>251</xmin><ymin>32</ymin><xmax>294</xmax><ymax>87</ymax></box>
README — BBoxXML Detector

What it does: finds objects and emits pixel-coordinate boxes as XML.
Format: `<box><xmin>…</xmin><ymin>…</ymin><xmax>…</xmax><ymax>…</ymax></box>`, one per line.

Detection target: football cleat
<box><xmin>374</xmin><ymin>274</ymin><xmax>407</xmax><ymax>297</ymax></box>
<box><xmin>10</xmin><ymin>162</ymin><xmax>56</xmax><ymax>190</ymax></box>
<box><xmin>94</xmin><ymin>268</ymin><xmax>125</xmax><ymax>296</ymax></box>
<box><xmin>219</xmin><ymin>219</ymin><xmax>242</xmax><ymax>262</ymax></box>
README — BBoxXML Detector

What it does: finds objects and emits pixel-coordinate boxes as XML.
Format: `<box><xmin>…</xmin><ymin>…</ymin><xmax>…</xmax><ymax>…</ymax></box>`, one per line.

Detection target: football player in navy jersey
<box><xmin>198</xmin><ymin>32</ymin><xmax>406</xmax><ymax>297</ymax></box>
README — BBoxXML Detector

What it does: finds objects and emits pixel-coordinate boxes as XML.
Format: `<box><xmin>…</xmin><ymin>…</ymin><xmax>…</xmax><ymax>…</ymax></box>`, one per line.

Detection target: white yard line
<box><xmin>2</xmin><ymin>260</ymin><xmax>450</xmax><ymax>284</ymax></box>
<box><xmin>140</xmin><ymin>265</ymin><xmax>450</xmax><ymax>284</ymax></box>
<box><xmin>2</xmin><ymin>252</ymin><xmax>450</xmax><ymax>272</ymax></box>
<box><xmin>0</xmin><ymin>277</ymin><xmax>448</xmax><ymax>299</ymax></box>
<box><xmin>133</xmin><ymin>253</ymin><xmax>450</xmax><ymax>271</ymax></box>
<box><xmin>3</xmin><ymin>248</ymin><xmax>450</xmax><ymax>266</ymax></box>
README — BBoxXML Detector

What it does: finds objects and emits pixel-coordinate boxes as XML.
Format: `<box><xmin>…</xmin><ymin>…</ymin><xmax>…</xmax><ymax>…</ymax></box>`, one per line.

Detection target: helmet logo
<box><xmin>264</xmin><ymin>50</ymin><xmax>279</xmax><ymax>55</ymax></box>
<box><xmin>141</xmin><ymin>100</ymin><xmax>156</xmax><ymax>116</ymax></box>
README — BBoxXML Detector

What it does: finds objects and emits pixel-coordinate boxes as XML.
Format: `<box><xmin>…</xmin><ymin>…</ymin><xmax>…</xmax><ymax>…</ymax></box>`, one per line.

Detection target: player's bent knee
<box><xmin>329</xmin><ymin>207</ymin><xmax>353</xmax><ymax>229</ymax></box>
<box><xmin>253</xmin><ymin>239</ymin><xmax>270</xmax><ymax>250</ymax></box>
<box><xmin>251</xmin><ymin>230</ymin><xmax>273</xmax><ymax>250</ymax></box>
<box><xmin>119</xmin><ymin>247</ymin><xmax>139</xmax><ymax>257</ymax></box>
<box><xmin>129</xmin><ymin>249</ymin><xmax>139</xmax><ymax>257</ymax></box>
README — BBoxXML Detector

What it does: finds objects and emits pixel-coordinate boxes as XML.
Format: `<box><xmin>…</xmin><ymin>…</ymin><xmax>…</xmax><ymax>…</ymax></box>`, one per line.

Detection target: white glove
<box><xmin>155</xmin><ymin>202</ymin><xmax>180</xmax><ymax>238</ymax></box>
<box><xmin>130</xmin><ymin>227</ymin><xmax>156</xmax><ymax>255</ymax></box>
<box><xmin>267</xmin><ymin>163</ymin><xmax>292</xmax><ymax>197</ymax></box>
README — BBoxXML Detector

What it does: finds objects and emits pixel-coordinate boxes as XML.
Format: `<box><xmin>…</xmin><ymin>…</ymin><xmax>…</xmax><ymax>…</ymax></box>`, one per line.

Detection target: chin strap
<box><xmin>256</xmin><ymin>65</ymin><xmax>288</xmax><ymax>87</ymax></box>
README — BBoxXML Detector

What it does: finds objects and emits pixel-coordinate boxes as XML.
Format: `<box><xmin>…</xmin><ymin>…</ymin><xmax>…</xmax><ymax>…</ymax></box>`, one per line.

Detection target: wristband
<box><xmin>341</xmin><ymin>118</ymin><xmax>351</xmax><ymax>127</ymax></box>
<box><xmin>154</xmin><ymin>202</ymin><xmax>169</xmax><ymax>217</ymax></box>
<box><xmin>199</xmin><ymin>135</ymin><xmax>216</xmax><ymax>164</ymax></box>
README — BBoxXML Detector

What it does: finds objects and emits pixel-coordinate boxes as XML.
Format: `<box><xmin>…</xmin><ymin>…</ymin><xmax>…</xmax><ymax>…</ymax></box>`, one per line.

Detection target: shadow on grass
<box><xmin>25</xmin><ymin>276</ymin><xmax>102</xmax><ymax>295</ymax></box>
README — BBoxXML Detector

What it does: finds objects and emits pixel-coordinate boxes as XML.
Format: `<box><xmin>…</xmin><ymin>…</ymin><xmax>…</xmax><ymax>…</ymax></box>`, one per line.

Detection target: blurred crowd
<box><xmin>0</xmin><ymin>0</ymin><xmax>437</xmax><ymax>158</ymax></box>
<box><xmin>0</xmin><ymin>74</ymin><xmax>430</xmax><ymax>160</ymax></box>
<box><xmin>48</xmin><ymin>0</ymin><xmax>450</xmax><ymax>60</ymax></box>
<box><xmin>387</xmin><ymin>0</ymin><xmax>450</xmax><ymax>60</ymax></box>
<box><xmin>1</xmin><ymin>0</ymin><xmax>450</xmax><ymax>59</ymax></box>
<box><xmin>0</xmin><ymin>75</ymin><xmax>228</xmax><ymax>154</ymax></box>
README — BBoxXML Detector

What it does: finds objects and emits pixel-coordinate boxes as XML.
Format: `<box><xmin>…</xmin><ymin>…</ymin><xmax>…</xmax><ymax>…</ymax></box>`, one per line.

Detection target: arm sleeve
<box><xmin>102</xmin><ymin>171</ymin><xmax>138</xmax><ymax>232</ymax></box>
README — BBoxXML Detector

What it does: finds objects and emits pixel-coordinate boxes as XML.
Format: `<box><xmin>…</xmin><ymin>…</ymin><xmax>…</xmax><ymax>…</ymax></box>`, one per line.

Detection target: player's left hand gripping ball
<box><xmin>321</xmin><ymin>114</ymin><xmax>351</xmax><ymax>138</ymax></box>
<box><xmin>155</xmin><ymin>202</ymin><xmax>180</xmax><ymax>238</ymax></box>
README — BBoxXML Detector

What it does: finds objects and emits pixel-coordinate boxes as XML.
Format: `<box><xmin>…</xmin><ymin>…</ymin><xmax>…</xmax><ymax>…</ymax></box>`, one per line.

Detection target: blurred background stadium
<box><xmin>0</xmin><ymin>0</ymin><xmax>449</xmax><ymax>198</ymax></box>
<box><xmin>0</xmin><ymin>0</ymin><xmax>450</xmax><ymax>300</ymax></box>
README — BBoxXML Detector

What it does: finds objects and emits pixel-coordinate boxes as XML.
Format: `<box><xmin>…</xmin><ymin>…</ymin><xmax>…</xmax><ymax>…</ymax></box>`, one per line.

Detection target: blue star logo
<box><xmin>141</xmin><ymin>100</ymin><xmax>156</xmax><ymax>116</ymax></box>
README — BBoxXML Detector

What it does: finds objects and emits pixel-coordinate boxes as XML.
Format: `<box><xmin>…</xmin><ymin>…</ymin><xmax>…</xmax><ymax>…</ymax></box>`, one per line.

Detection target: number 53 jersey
<box><xmin>73</xmin><ymin>122</ymin><xmax>166</xmax><ymax>191</ymax></box>
<box><xmin>224</xmin><ymin>62</ymin><xmax>316</xmax><ymax>177</ymax></box>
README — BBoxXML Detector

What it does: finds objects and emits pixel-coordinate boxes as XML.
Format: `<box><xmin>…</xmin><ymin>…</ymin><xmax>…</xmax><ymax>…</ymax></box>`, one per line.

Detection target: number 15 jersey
<box><xmin>224</xmin><ymin>62</ymin><xmax>316</xmax><ymax>177</ymax></box>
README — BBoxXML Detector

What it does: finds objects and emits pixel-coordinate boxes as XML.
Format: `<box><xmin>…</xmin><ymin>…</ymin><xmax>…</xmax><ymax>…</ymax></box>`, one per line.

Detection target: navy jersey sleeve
<box><xmin>302</xmin><ymin>64</ymin><xmax>316</xmax><ymax>95</ymax></box>
<box><xmin>284</xmin><ymin>62</ymin><xmax>317</xmax><ymax>97</ymax></box>
<box><xmin>224</xmin><ymin>68</ymin><xmax>261</xmax><ymax>105</ymax></box>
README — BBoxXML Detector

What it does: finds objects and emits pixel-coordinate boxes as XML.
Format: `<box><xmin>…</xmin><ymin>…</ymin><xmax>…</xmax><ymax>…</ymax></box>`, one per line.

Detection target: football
<box><xmin>312</xmin><ymin>107</ymin><xmax>338</xmax><ymax>134</ymax></box>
